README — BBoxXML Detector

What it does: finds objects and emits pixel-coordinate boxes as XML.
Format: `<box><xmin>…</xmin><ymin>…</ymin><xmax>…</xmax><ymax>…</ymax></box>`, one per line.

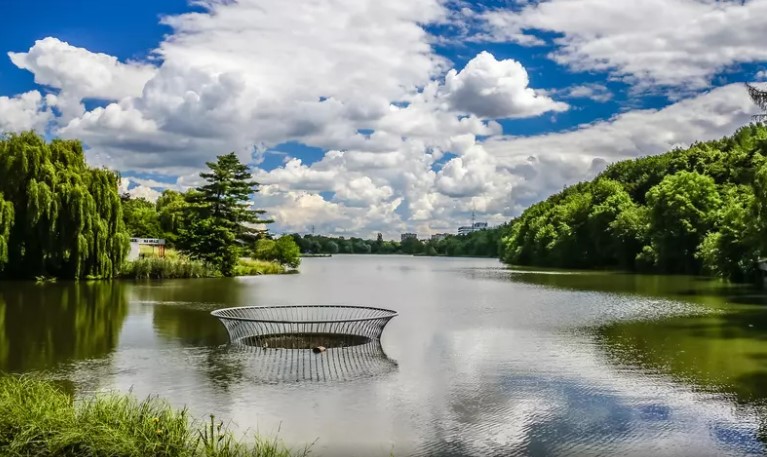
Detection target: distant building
<box><xmin>458</xmin><ymin>222</ymin><xmax>488</xmax><ymax>236</ymax></box>
<box><xmin>400</xmin><ymin>233</ymin><xmax>418</xmax><ymax>241</ymax></box>
<box><xmin>431</xmin><ymin>233</ymin><xmax>449</xmax><ymax>242</ymax></box>
<box><xmin>127</xmin><ymin>238</ymin><xmax>166</xmax><ymax>260</ymax></box>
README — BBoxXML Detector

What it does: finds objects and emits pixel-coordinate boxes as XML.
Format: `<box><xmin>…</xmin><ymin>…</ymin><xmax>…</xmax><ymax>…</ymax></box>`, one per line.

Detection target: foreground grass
<box><xmin>0</xmin><ymin>377</ymin><xmax>309</xmax><ymax>457</ymax></box>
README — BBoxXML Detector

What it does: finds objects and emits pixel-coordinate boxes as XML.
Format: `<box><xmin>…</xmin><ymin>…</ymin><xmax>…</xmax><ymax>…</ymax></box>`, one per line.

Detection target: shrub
<box><xmin>234</xmin><ymin>258</ymin><xmax>285</xmax><ymax>276</ymax></box>
<box><xmin>253</xmin><ymin>237</ymin><xmax>301</xmax><ymax>269</ymax></box>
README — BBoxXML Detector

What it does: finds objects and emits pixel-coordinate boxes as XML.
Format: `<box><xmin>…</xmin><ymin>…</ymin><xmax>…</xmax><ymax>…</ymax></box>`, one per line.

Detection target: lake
<box><xmin>1</xmin><ymin>255</ymin><xmax>766</xmax><ymax>456</ymax></box>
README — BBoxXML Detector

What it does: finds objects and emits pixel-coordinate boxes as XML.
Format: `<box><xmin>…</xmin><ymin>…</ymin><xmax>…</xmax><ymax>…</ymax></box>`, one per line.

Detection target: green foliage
<box><xmin>253</xmin><ymin>237</ymin><xmax>301</xmax><ymax>268</ymax></box>
<box><xmin>233</xmin><ymin>258</ymin><xmax>286</xmax><ymax>276</ymax></box>
<box><xmin>0</xmin><ymin>132</ymin><xmax>129</xmax><ymax>279</ymax></box>
<box><xmin>156</xmin><ymin>190</ymin><xmax>189</xmax><ymax>245</ymax></box>
<box><xmin>696</xmin><ymin>185</ymin><xmax>760</xmax><ymax>282</ymax></box>
<box><xmin>400</xmin><ymin>237</ymin><xmax>423</xmax><ymax>255</ymax></box>
<box><xmin>0</xmin><ymin>376</ymin><xmax>306</xmax><ymax>457</ymax></box>
<box><xmin>123</xmin><ymin>197</ymin><xmax>162</xmax><ymax>238</ymax></box>
<box><xmin>179</xmin><ymin>153</ymin><xmax>271</xmax><ymax>277</ymax></box>
<box><xmin>501</xmin><ymin>124</ymin><xmax>767</xmax><ymax>281</ymax></box>
<box><xmin>0</xmin><ymin>194</ymin><xmax>12</xmax><ymax>266</ymax></box>
<box><xmin>288</xmin><ymin>227</ymin><xmax>505</xmax><ymax>258</ymax></box>
<box><xmin>120</xmin><ymin>256</ymin><xmax>220</xmax><ymax>279</ymax></box>
<box><xmin>646</xmin><ymin>171</ymin><xmax>721</xmax><ymax>273</ymax></box>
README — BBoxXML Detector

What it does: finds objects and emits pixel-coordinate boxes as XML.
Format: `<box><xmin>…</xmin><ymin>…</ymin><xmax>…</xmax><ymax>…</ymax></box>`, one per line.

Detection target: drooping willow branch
<box><xmin>746</xmin><ymin>83</ymin><xmax>767</xmax><ymax>121</ymax></box>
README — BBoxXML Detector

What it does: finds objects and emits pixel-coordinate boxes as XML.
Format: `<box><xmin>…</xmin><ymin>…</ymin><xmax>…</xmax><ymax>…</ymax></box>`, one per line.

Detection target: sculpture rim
<box><xmin>210</xmin><ymin>304</ymin><xmax>399</xmax><ymax>324</ymax></box>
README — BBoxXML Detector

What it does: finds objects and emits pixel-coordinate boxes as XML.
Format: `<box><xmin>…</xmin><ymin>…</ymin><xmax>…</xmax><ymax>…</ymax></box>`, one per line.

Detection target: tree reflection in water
<box><xmin>0</xmin><ymin>281</ymin><xmax>128</xmax><ymax>372</ymax></box>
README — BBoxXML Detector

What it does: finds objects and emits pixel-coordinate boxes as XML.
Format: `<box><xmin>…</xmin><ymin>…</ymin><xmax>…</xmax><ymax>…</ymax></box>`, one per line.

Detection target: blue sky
<box><xmin>0</xmin><ymin>0</ymin><xmax>765</xmax><ymax>238</ymax></box>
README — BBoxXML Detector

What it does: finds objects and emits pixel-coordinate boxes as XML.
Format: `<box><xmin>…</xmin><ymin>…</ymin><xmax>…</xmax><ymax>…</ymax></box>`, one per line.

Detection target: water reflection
<box><xmin>0</xmin><ymin>281</ymin><xmax>127</xmax><ymax>372</ymax></box>
<box><xmin>153</xmin><ymin>303</ymin><xmax>228</xmax><ymax>346</ymax></box>
<box><xmin>208</xmin><ymin>341</ymin><xmax>398</xmax><ymax>385</ymax></box>
<box><xmin>3</xmin><ymin>258</ymin><xmax>767</xmax><ymax>456</ymax></box>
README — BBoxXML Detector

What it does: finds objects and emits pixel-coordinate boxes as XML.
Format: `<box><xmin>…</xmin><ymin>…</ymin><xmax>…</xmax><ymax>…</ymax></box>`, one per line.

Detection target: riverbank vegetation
<box><xmin>501</xmin><ymin>124</ymin><xmax>767</xmax><ymax>282</ymax></box>
<box><xmin>288</xmin><ymin>227</ymin><xmax>505</xmax><ymax>258</ymax></box>
<box><xmin>0</xmin><ymin>131</ymin><xmax>299</xmax><ymax>280</ymax></box>
<box><xmin>122</xmin><ymin>153</ymin><xmax>300</xmax><ymax>277</ymax></box>
<box><xmin>118</xmin><ymin>250</ymin><xmax>220</xmax><ymax>279</ymax></box>
<box><xmin>0</xmin><ymin>376</ymin><xmax>306</xmax><ymax>457</ymax></box>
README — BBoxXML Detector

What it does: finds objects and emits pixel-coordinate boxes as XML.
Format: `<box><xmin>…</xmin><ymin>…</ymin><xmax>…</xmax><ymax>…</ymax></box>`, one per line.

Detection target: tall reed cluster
<box><xmin>0</xmin><ymin>377</ymin><xmax>308</xmax><ymax>457</ymax></box>
<box><xmin>120</xmin><ymin>256</ymin><xmax>220</xmax><ymax>279</ymax></box>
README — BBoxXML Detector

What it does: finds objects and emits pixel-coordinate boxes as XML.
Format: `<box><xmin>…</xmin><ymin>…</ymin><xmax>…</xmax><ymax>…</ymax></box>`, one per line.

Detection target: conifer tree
<box><xmin>179</xmin><ymin>152</ymin><xmax>271</xmax><ymax>276</ymax></box>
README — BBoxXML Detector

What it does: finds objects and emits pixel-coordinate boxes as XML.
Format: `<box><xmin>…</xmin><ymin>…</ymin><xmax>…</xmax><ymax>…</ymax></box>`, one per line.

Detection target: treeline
<box><xmin>289</xmin><ymin>226</ymin><xmax>506</xmax><ymax>258</ymax></box>
<box><xmin>0</xmin><ymin>132</ymin><xmax>299</xmax><ymax>279</ymax></box>
<box><xmin>501</xmin><ymin>124</ymin><xmax>767</xmax><ymax>282</ymax></box>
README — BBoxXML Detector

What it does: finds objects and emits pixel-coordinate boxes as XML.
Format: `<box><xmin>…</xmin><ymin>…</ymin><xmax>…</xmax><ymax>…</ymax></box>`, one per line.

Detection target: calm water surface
<box><xmin>1</xmin><ymin>255</ymin><xmax>767</xmax><ymax>456</ymax></box>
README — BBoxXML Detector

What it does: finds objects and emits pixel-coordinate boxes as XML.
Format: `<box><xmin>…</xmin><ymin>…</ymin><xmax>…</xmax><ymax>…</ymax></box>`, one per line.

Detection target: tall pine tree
<box><xmin>179</xmin><ymin>152</ymin><xmax>271</xmax><ymax>276</ymax></box>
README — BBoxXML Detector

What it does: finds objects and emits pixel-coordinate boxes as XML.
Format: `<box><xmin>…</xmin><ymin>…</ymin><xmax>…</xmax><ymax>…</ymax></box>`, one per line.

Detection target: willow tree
<box><xmin>0</xmin><ymin>194</ymin><xmax>11</xmax><ymax>267</ymax></box>
<box><xmin>0</xmin><ymin>131</ymin><xmax>129</xmax><ymax>279</ymax></box>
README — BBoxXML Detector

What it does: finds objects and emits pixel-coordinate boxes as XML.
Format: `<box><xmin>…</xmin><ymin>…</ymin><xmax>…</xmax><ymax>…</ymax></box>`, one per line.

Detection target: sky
<box><xmin>1</xmin><ymin>0</ymin><xmax>766</xmax><ymax>239</ymax></box>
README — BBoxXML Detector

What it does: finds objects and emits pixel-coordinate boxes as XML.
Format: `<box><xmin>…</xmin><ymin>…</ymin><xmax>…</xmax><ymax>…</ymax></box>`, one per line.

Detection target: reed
<box><xmin>119</xmin><ymin>256</ymin><xmax>220</xmax><ymax>279</ymax></box>
<box><xmin>0</xmin><ymin>376</ymin><xmax>309</xmax><ymax>457</ymax></box>
<box><xmin>234</xmin><ymin>258</ymin><xmax>286</xmax><ymax>276</ymax></box>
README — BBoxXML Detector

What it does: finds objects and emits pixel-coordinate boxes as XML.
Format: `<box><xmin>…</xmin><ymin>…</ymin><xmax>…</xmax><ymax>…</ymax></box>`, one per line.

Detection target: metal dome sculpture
<box><xmin>746</xmin><ymin>83</ymin><xmax>767</xmax><ymax>122</ymax></box>
<box><xmin>210</xmin><ymin>305</ymin><xmax>399</xmax><ymax>383</ymax></box>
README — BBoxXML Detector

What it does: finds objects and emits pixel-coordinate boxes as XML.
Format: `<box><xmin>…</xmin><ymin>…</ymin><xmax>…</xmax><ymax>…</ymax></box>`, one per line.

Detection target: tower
<box><xmin>747</xmin><ymin>83</ymin><xmax>767</xmax><ymax>121</ymax></box>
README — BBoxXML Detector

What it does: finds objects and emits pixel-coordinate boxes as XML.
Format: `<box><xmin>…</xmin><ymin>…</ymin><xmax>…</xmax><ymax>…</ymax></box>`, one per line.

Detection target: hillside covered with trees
<box><xmin>501</xmin><ymin>124</ymin><xmax>767</xmax><ymax>282</ymax></box>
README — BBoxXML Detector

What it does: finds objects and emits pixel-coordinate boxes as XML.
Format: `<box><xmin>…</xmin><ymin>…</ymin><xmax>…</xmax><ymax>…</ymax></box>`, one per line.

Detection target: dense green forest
<box><xmin>501</xmin><ymin>124</ymin><xmax>767</xmax><ymax>282</ymax></box>
<box><xmin>289</xmin><ymin>226</ymin><xmax>505</xmax><ymax>258</ymax></box>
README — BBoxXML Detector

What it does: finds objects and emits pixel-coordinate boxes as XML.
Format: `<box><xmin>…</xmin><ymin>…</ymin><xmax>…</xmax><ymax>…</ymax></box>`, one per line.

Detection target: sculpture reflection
<box><xmin>212</xmin><ymin>339</ymin><xmax>397</xmax><ymax>384</ymax></box>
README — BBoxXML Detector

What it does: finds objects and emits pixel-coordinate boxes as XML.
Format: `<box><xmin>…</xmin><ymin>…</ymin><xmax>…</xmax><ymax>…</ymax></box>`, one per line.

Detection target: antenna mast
<box><xmin>746</xmin><ymin>83</ymin><xmax>767</xmax><ymax>122</ymax></box>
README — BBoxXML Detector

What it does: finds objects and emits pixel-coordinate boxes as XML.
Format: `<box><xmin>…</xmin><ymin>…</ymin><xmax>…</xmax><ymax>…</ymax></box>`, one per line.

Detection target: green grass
<box><xmin>234</xmin><ymin>258</ymin><xmax>286</xmax><ymax>276</ymax></box>
<box><xmin>119</xmin><ymin>256</ymin><xmax>220</xmax><ymax>279</ymax></box>
<box><xmin>121</xmin><ymin>250</ymin><xmax>290</xmax><ymax>279</ymax></box>
<box><xmin>0</xmin><ymin>376</ymin><xmax>310</xmax><ymax>457</ymax></box>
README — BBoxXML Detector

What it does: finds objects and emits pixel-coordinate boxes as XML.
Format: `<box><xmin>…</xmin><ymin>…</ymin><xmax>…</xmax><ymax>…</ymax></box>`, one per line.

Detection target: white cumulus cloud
<box><xmin>480</xmin><ymin>0</ymin><xmax>767</xmax><ymax>90</ymax></box>
<box><xmin>442</xmin><ymin>51</ymin><xmax>568</xmax><ymax>118</ymax></box>
<box><xmin>8</xmin><ymin>37</ymin><xmax>157</xmax><ymax>120</ymax></box>
<box><xmin>0</xmin><ymin>91</ymin><xmax>54</xmax><ymax>133</ymax></box>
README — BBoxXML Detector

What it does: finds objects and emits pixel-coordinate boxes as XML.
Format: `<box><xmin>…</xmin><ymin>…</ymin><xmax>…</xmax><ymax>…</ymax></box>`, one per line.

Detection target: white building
<box><xmin>457</xmin><ymin>222</ymin><xmax>488</xmax><ymax>236</ymax></box>
<box><xmin>127</xmin><ymin>238</ymin><xmax>166</xmax><ymax>260</ymax></box>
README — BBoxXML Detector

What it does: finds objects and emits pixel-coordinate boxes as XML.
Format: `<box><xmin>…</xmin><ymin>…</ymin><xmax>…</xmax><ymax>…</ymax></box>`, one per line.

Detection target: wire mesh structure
<box><xmin>211</xmin><ymin>305</ymin><xmax>398</xmax><ymax>348</ymax></box>
<box><xmin>210</xmin><ymin>305</ymin><xmax>399</xmax><ymax>383</ymax></box>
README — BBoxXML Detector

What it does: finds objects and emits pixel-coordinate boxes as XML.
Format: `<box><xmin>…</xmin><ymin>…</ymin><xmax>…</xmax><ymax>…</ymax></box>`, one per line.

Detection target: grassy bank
<box><xmin>234</xmin><ymin>258</ymin><xmax>287</xmax><ymax>276</ymax></box>
<box><xmin>0</xmin><ymin>377</ymin><xmax>308</xmax><ymax>457</ymax></box>
<box><xmin>120</xmin><ymin>249</ymin><xmax>289</xmax><ymax>279</ymax></box>
<box><xmin>119</xmin><ymin>256</ymin><xmax>220</xmax><ymax>279</ymax></box>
